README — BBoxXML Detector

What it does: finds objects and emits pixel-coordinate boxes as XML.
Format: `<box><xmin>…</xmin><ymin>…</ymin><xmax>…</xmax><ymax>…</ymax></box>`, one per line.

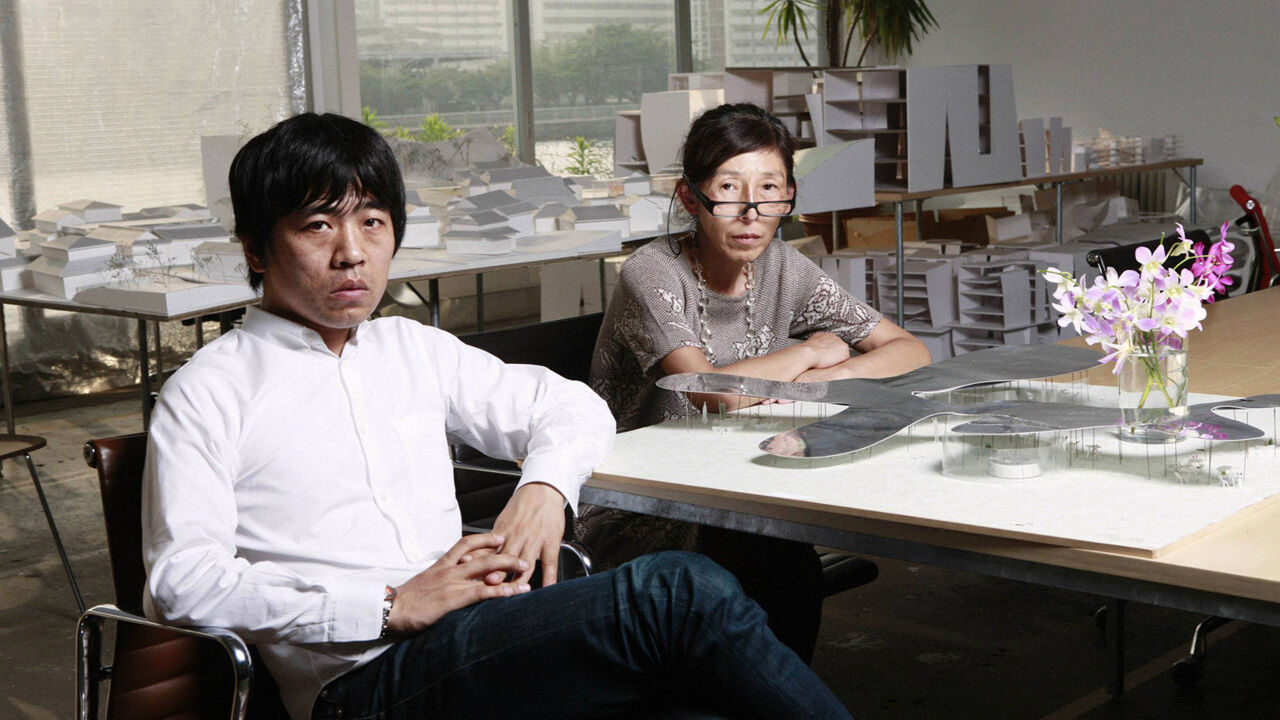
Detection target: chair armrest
<box><xmin>77</xmin><ymin>603</ymin><xmax>253</xmax><ymax>720</ymax></box>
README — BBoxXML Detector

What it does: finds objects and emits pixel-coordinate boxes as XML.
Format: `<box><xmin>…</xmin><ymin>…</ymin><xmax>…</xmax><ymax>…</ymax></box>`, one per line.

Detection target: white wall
<box><xmin>903</xmin><ymin>0</ymin><xmax>1280</xmax><ymax>192</ymax></box>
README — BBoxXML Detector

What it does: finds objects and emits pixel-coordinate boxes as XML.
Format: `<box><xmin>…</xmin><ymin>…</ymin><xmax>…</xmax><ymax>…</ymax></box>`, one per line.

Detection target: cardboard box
<box><xmin>920</xmin><ymin>213</ymin><xmax>998</xmax><ymax>245</ymax></box>
<box><xmin>842</xmin><ymin>214</ymin><xmax>918</xmax><ymax>251</ymax></box>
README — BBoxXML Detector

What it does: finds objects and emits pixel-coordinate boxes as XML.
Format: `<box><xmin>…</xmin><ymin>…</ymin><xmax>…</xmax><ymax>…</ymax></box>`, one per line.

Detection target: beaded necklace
<box><xmin>690</xmin><ymin>245</ymin><xmax>762</xmax><ymax>363</ymax></box>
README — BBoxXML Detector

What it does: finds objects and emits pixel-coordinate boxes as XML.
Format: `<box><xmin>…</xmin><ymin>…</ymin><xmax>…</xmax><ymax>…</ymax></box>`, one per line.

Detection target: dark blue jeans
<box><xmin>312</xmin><ymin>551</ymin><xmax>850</xmax><ymax>720</ymax></box>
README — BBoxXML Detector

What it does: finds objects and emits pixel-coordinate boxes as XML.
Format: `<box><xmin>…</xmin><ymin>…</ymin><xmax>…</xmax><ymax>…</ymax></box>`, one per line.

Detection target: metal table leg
<box><xmin>598</xmin><ymin>258</ymin><xmax>608</xmax><ymax>310</ymax></box>
<box><xmin>475</xmin><ymin>274</ymin><xmax>484</xmax><ymax>332</ymax></box>
<box><xmin>913</xmin><ymin>199</ymin><xmax>924</xmax><ymax>243</ymax></box>
<box><xmin>894</xmin><ymin>201</ymin><xmax>905</xmax><ymax>327</ymax></box>
<box><xmin>429</xmin><ymin>279</ymin><xmax>440</xmax><ymax>328</ymax></box>
<box><xmin>1105</xmin><ymin>597</ymin><xmax>1127</xmax><ymax>697</ymax></box>
<box><xmin>195</xmin><ymin>317</ymin><xmax>205</xmax><ymax>348</ymax></box>
<box><xmin>0</xmin><ymin>304</ymin><xmax>14</xmax><ymax>435</ymax></box>
<box><xmin>1056</xmin><ymin>182</ymin><xmax>1065</xmax><ymax>244</ymax></box>
<box><xmin>1189</xmin><ymin>165</ymin><xmax>1198</xmax><ymax>224</ymax></box>
<box><xmin>152</xmin><ymin>320</ymin><xmax>163</xmax><ymax>382</ymax></box>
<box><xmin>138</xmin><ymin>319</ymin><xmax>152</xmax><ymax>427</ymax></box>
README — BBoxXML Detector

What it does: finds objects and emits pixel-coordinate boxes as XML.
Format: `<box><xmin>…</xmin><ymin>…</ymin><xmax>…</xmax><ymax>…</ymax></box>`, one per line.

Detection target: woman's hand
<box><xmin>800</xmin><ymin>332</ymin><xmax>851</xmax><ymax>369</ymax></box>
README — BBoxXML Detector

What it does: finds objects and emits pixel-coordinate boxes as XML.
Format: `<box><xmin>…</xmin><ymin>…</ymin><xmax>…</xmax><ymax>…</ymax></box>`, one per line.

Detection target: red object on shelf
<box><xmin>1230</xmin><ymin>184</ymin><xmax>1279</xmax><ymax>290</ymax></box>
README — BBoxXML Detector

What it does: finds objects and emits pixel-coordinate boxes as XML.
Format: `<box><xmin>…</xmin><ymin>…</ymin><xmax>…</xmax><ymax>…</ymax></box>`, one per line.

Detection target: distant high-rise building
<box><xmin>356</xmin><ymin>0</ymin><xmax>509</xmax><ymax>63</ymax></box>
<box><xmin>529</xmin><ymin>0</ymin><xmax>673</xmax><ymax>45</ymax></box>
<box><xmin>693</xmin><ymin>0</ymin><xmax>814</xmax><ymax>68</ymax></box>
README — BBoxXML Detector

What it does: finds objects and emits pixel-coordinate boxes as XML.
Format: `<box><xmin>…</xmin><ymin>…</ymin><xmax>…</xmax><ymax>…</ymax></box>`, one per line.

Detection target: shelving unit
<box><xmin>821</xmin><ymin>68</ymin><xmax>909</xmax><ymax>188</ymax></box>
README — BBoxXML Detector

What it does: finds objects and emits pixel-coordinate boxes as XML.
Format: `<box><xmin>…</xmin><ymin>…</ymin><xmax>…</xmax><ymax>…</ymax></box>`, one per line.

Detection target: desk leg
<box><xmin>138</xmin><ymin>319</ymin><xmax>152</xmax><ymax>428</ymax></box>
<box><xmin>913</xmin><ymin>199</ymin><xmax>924</xmax><ymax>242</ymax></box>
<box><xmin>152</xmin><ymin>320</ymin><xmax>164</xmax><ymax>382</ymax></box>
<box><xmin>475</xmin><ymin>274</ymin><xmax>484</xmax><ymax>332</ymax></box>
<box><xmin>1105</xmin><ymin>597</ymin><xmax>1127</xmax><ymax>697</ymax></box>
<box><xmin>894</xmin><ymin>201</ymin><xmax>905</xmax><ymax>327</ymax></box>
<box><xmin>599</xmin><ymin>258</ymin><xmax>608</xmax><ymax>310</ymax></box>
<box><xmin>0</xmin><ymin>304</ymin><xmax>14</xmax><ymax>435</ymax></box>
<box><xmin>194</xmin><ymin>317</ymin><xmax>204</xmax><ymax>348</ymax></box>
<box><xmin>429</xmin><ymin>279</ymin><xmax>440</xmax><ymax>328</ymax></box>
<box><xmin>1189</xmin><ymin>165</ymin><xmax>1198</xmax><ymax>224</ymax></box>
<box><xmin>1056</xmin><ymin>182</ymin><xmax>1065</xmax><ymax>245</ymax></box>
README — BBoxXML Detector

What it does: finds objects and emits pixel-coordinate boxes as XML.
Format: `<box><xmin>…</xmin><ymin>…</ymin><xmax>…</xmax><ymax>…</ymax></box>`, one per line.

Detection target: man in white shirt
<box><xmin>143</xmin><ymin>112</ymin><xmax>852</xmax><ymax>720</ymax></box>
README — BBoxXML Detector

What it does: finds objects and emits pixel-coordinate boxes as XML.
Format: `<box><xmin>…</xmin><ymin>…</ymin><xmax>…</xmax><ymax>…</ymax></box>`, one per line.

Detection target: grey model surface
<box><xmin>656</xmin><ymin>345</ymin><xmax>1280</xmax><ymax>458</ymax></box>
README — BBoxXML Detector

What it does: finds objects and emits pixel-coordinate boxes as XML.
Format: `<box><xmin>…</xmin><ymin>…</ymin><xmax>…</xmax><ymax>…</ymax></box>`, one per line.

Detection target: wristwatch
<box><xmin>379</xmin><ymin>584</ymin><xmax>397</xmax><ymax>639</ymax></box>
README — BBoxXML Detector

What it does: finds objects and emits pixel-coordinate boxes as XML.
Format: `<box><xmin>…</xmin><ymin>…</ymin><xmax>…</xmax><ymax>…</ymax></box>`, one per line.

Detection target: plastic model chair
<box><xmin>2</xmin><ymin>433</ymin><xmax>85</xmax><ymax>613</ymax></box>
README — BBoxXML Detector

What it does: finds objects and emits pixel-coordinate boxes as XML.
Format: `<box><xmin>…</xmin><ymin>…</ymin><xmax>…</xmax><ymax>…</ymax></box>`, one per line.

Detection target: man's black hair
<box><xmin>229</xmin><ymin>112</ymin><xmax>406</xmax><ymax>291</ymax></box>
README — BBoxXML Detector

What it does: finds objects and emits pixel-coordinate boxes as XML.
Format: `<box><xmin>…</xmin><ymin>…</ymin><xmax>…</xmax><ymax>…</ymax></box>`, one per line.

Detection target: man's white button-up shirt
<box><xmin>142</xmin><ymin>307</ymin><xmax>615</xmax><ymax>720</ymax></box>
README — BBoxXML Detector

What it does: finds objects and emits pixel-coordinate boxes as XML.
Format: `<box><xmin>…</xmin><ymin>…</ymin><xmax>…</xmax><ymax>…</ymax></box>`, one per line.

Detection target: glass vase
<box><xmin>1116</xmin><ymin>346</ymin><xmax>1189</xmax><ymax>443</ymax></box>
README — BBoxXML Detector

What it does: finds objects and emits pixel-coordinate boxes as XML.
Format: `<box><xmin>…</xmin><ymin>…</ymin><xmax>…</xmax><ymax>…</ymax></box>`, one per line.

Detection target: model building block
<box><xmin>402</xmin><ymin>205</ymin><xmax>441</xmax><ymax>249</ymax></box>
<box><xmin>192</xmin><ymin>241</ymin><xmax>250</xmax><ymax>284</ymax></box>
<box><xmin>639</xmin><ymin>89</ymin><xmax>723</xmax><ymax>174</ymax></box>
<box><xmin>29</xmin><ymin>235</ymin><xmax>120</xmax><ymax>298</ymax></box>
<box><xmin>907</xmin><ymin>65</ymin><xmax>1022</xmax><ymax>192</ymax></box>
<box><xmin>792</xmin><ymin>139</ymin><xmax>875</xmax><ymax>215</ymax></box>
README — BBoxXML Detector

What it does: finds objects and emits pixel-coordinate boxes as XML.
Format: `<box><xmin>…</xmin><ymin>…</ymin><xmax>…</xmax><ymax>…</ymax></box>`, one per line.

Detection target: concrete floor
<box><xmin>2</xmin><ymin>391</ymin><xmax>1279</xmax><ymax>719</ymax></box>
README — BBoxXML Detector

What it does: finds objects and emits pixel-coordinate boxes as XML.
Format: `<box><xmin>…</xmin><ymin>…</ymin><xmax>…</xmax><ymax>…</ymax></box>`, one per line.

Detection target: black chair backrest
<box><xmin>453</xmin><ymin>313</ymin><xmax>605</xmax><ymax>530</ymax></box>
<box><xmin>1085</xmin><ymin>229</ymin><xmax>1211</xmax><ymax>274</ymax></box>
<box><xmin>85</xmin><ymin>433</ymin><xmax>289</xmax><ymax>720</ymax></box>
<box><xmin>457</xmin><ymin>312</ymin><xmax>604</xmax><ymax>383</ymax></box>
<box><xmin>85</xmin><ymin>433</ymin><xmax>150</xmax><ymax>615</ymax></box>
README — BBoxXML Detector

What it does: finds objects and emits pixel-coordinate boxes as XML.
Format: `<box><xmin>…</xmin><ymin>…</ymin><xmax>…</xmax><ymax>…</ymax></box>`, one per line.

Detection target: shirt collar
<box><xmin>241</xmin><ymin>306</ymin><xmax>366</xmax><ymax>356</ymax></box>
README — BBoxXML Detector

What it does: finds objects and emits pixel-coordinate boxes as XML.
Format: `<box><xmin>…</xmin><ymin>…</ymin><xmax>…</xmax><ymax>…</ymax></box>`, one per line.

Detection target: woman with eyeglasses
<box><xmin>580</xmin><ymin>103</ymin><xmax>929</xmax><ymax>661</ymax></box>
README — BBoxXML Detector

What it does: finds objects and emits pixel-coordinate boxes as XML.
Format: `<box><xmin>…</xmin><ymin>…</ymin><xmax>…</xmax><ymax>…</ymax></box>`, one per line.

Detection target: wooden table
<box><xmin>583</xmin><ymin>285</ymin><xmax>1280</xmax><ymax>695</ymax></box>
<box><xmin>872</xmin><ymin>158</ymin><xmax>1204</xmax><ymax>326</ymax></box>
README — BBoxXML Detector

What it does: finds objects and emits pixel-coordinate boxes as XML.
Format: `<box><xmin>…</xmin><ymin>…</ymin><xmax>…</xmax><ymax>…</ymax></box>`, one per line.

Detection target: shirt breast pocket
<box><xmin>392</xmin><ymin>410</ymin><xmax>442</xmax><ymax>446</ymax></box>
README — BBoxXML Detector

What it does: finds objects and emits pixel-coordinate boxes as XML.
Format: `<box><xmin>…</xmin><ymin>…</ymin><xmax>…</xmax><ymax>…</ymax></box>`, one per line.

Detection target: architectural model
<box><xmin>658</xmin><ymin>344</ymin><xmax>1280</xmax><ymax>461</ymax></box>
<box><xmin>401</xmin><ymin>205</ymin><xmax>441</xmax><ymax>249</ymax></box>
<box><xmin>28</xmin><ymin>235</ymin><xmax>120</xmax><ymax>298</ymax></box>
<box><xmin>75</xmin><ymin>274</ymin><xmax>258</xmax><ymax>315</ymax></box>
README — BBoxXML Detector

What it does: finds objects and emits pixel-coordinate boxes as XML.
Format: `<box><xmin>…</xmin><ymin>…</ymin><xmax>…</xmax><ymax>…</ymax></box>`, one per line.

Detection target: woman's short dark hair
<box><xmin>229</xmin><ymin>112</ymin><xmax>406</xmax><ymax>291</ymax></box>
<box><xmin>680</xmin><ymin>103</ymin><xmax>797</xmax><ymax>190</ymax></box>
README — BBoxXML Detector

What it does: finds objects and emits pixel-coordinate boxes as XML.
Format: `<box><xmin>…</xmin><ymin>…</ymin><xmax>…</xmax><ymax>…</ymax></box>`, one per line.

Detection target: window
<box><xmin>355</xmin><ymin>0</ymin><xmax>517</xmax><ymax>152</ymax></box>
<box><xmin>1</xmin><ymin>1</ymin><xmax>295</xmax><ymax>219</ymax></box>
<box><xmin>529</xmin><ymin>1</ymin><xmax>676</xmax><ymax>176</ymax></box>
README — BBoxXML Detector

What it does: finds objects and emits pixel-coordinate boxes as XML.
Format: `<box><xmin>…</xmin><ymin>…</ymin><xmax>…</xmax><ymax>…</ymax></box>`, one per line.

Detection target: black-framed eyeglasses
<box><xmin>683</xmin><ymin>177</ymin><xmax>796</xmax><ymax>218</ymax></box>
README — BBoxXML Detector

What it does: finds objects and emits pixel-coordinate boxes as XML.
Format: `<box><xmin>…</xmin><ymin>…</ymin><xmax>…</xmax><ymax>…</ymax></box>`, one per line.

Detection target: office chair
<box><xmin>453</xmin><ymin>313</ymin><xmax>880</xmax><ymax>598</ymax></box>
<box><xmin>79</xmin><ymin>433</ymin><xmax>288</xmax><ymax>720</ymax></box>
<box><xmin>1085</xmin><ymin>226</ymin><xmax>1239</xmax><ymax>303</ymax></box>
<box><xmin>78</xmin><ymin>433</ymin><xmax>600</xmax><ymax>719</ymax></box>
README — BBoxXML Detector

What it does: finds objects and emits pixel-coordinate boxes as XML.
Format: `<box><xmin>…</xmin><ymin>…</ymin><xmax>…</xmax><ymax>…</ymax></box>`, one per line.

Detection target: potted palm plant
<box><xmin>760</xmin><ymin>0</ymin><xmax>938</xmax><ymax>67</ymax></box>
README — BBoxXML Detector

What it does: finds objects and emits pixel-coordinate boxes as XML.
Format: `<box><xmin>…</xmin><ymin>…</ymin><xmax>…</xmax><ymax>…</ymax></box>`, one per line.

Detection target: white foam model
<box><xmin>29</xmin><ymin>235</ymin><xmax>120</xmax><ymax>298</ymax></box>
<box><xmin>401</xmin><ymin>205</ymin><xmax>440</xmax><ymax>249</ymax></box>
<box><xmin>792</xmin><ymin>140</ymin><xmax>875</xmax><ymax>215</ymax></box>
<box><xmin>639</xmin><ymin>89</ymin><xmax>723</xmax><ymax>174</ymax></box>
<box><xmin>75</xmin><ymin>274</ymin><xmax>257</xmax><ymax>315</ymax></box>
<box><xmin>191</xmin><ymin>241</ymin><xmax>249</xmax><ymax>284</ymax></box>
<box><xmin>907</xmin><ymin>65</ymin><xmax>1022</xmax><ymax>192</ymax></box>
